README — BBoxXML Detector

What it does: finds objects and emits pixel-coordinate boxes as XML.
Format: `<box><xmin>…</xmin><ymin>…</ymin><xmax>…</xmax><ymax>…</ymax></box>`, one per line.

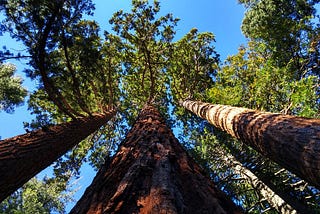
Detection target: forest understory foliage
<box><xmin>0</xmin><ymin>0</ymin><xmax>320</xmax><ymax>213</ymax></box>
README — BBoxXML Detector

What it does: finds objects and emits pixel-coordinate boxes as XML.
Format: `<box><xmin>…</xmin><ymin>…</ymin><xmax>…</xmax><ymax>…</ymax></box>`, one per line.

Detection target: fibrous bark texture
<box><xmin>180</xmin><ymin>100</ymin><xmax>320</xmax><ymax>189</ymax></box>
<box><xmin>70</xmin><ymin>104</ymin><xmax>241</xmax><ymax>214</ymax></box>
<box><xmin>0</xmin><ymin>110</ymin><xmax>115</xmax><ymax>202</ymax></box>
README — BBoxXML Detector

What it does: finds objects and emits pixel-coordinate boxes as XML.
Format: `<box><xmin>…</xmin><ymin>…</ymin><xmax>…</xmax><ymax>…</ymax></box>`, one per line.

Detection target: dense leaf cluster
<box><xmin>0</xmin><ymin>63</ymin><xmax>27</xmax><ymax>113</ymax></box>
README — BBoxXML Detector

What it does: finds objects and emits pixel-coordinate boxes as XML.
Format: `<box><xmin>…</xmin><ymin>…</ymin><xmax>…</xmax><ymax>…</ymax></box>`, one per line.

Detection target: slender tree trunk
<box><xmin>180</xmin><ymin>100</ymin><xmax>320</xmax><ymax>189</ymax></box>
<box><xmin>221</xmin><ymin>152</ymin><xmax>309</xmax><ymax>213</ymax></box>
<box><xmin>0</xmin><ymin>110</ymin><xmax>116</xmax><ymax>202</ymax></box>
<box><xmin>70</xmin><ymin>105</ymin><xmax>241</xmax><ymax>214</ymax></box>
<box><xmin>223</xmin><ymin>142</ymin><xmax>315</xmax><ymax>213</ymax></box>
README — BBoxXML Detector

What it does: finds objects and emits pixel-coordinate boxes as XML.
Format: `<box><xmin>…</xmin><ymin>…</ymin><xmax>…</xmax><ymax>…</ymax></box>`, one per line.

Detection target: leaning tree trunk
<box><xmin>221</xmin><ymin>152</ymin><xmax>311</xmax><ymax>214</ymax></box>
<box><xmin>180</xmin><ymin>100</ymin><xmax>320</xmax><ymax>189</ymax></box>
<box><xmin>0</xmin><ymin>110</ymin><xmax>115</xmax><ymax>202</ymax></box>
<box><xmin>70</xmin><ymin>104</ymin><xmax>241</xmax><ymax>214</ymax></box>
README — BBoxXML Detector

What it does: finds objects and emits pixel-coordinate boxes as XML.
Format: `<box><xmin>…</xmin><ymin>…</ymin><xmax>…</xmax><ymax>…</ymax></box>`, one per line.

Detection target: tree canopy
<box><xmin>0</xmin><ymin>63</ymin><xmax>27</xmax><ymax>113</ymax></box>
<box><xmin>0</xmin><ymin>0</ymin><xmax>320</xmax><ymax>213</ymax></box>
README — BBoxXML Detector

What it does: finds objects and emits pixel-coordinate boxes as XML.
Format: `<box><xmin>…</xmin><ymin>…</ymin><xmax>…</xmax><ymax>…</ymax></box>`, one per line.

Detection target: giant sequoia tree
<box><xmin>70</xmin><ymin>104</ymin><xmax>240</xmax><ymax>213</ymax></box>
<box><xmin>180</xmin><ymin>100</ymin><xmax>320</xmax><ymax>189</ymax></box>
<box><xmin>1</xmin><ymin>0</ymin><xmax>320</xmax><ymax>213</ymax></box>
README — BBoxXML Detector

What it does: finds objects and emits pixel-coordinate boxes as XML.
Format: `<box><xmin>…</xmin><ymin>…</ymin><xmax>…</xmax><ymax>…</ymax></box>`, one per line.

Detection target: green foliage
<box><xmin>109</xmin><ymin>0</ymin><xmax>179</xmax><ymax>115</ymax></box>
<box><xmin>237</xmin><ymin>0</ymin><xmax>259</xmax><ymax>7</ymax></box>
<box><xmin>207</xmin><ymin>41</ymin><xmax>319</xmax><ymax>117</ymax></box>
<box><xmin>240</xmin><ymin>0</ymin><xmax>320</xmax><ymax>76</ymax></box>
<box><xmin>0</xmin><ymin>63</ymin><xmax>27</xmax><ymax>113</ymax></box>
<box><xmin>289</xmin><ymin>75</ymin><xmax>319</xmax><ymax>116</ymax></box>
<box><xmin>0</xmin><ymin>177</ymin><xmax>74</xmax><ymax>214</ymax></box>
<box><xmin>1</xmin><ymin>0</ymin><xmax>94</xmax><ymax>53</ymax></box>
<box><xmin>2</xmin><ymin>0</ymin><xmax>320</xmax><ymax>212</ymax></box>
<box><xmin>189</xmin><ymin>127</ymin><xmax>275</xmax><ymax>213</ymax></box>
<box><xmin>164</xmin><ymin>28</ymin><xmax>219</xmax><ymax>136</ymax></box>
<box><xmin>1</xmin><ymin>0</ymin><xmax>102</xmax><ymax>119</ymax></box>
<box><xmin>105</xmin><ymin>0</ymin><xmax>219</xmax><ymax>127</ymax></box>
<box><xmin>168</xmin><ymin>28</ymin><xmax>219</xmax><ymax>102</ymax></box>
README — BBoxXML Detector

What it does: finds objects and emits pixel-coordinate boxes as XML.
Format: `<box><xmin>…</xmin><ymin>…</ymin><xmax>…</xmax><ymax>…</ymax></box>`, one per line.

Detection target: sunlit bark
<box><xmin>180</xmin><ymin>100</ymin><xmax>320</xmax><ymax>189</ymax></box>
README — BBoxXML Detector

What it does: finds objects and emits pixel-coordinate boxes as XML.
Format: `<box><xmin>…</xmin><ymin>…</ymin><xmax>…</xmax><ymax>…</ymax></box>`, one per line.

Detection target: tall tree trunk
<box><xmin>180</xmin><ymin>100</ymin><xmax>320</xmax><ymax>189</ymax></box>
<box><xmin>0</xmin><ymin>110</ymin><xmax>116</xmax><ymax>202</ymax></box>
<box><xmin>70</xmin><ymin>105</ymin><xmax>241</xmax><ymax>214</ymax></box>
<box><xmin>221</xmin><ymin>152</ymin><xmax>309</xmax><ymax>213</ymax></box>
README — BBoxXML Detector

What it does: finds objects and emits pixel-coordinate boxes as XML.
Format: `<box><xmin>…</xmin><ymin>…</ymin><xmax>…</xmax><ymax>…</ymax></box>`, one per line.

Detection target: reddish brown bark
<box><xmin>70</xmin><ymin>105</ymin><xmax>241</xmax><ymax>214</ymax></box>
<box><xmin>0</xmin><ymin>110</ymin><xmax>115</xmax><ymax>202</ymax></box>
<box><xmin>180</xmin><ymin>100</ymin><xmax>320</xmax><ymax>189</ymax></box>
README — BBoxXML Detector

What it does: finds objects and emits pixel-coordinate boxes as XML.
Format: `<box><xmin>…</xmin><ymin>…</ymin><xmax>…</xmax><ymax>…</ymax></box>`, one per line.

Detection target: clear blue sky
<box><xmin>0</xmin><ymin>0</ymin><xmax>247</xmax><ymax>211</ymax></box>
